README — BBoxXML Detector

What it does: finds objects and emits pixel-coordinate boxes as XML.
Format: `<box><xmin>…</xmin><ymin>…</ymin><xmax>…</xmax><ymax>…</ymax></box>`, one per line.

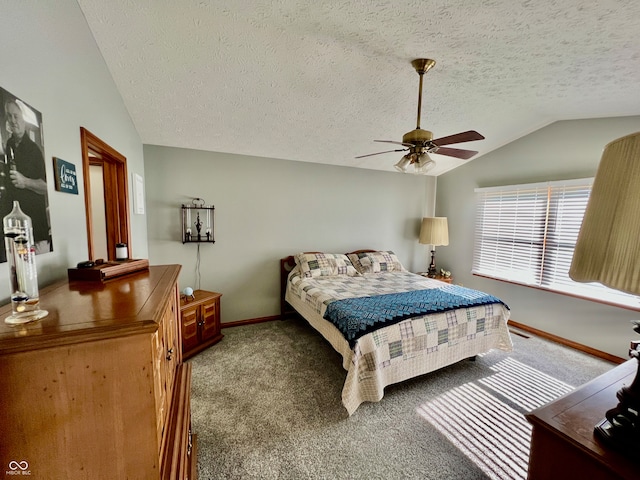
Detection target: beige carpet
<box><xmin>189</xmin><ymin>318</ymin><xmax>613</xmax><ymax>480</ymax></box>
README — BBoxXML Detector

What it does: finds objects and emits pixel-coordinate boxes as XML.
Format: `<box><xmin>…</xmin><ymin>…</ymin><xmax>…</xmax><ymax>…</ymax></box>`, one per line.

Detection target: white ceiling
<box><xmin>76</xmin><ymin>0</ymin><xmax>640</xmax><ymax>176</ymax></box>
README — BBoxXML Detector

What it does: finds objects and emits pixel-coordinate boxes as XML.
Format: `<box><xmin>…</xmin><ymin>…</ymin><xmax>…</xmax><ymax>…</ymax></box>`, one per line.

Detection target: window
<box><xmin>473</xmin><ymin>178</ymin><xmax>640</xmax><ymax>309</ymax></box>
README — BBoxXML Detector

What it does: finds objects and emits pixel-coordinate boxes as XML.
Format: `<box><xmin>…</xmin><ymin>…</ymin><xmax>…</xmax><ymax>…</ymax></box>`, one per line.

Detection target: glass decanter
<box><xmin>3</xmin><ymin>200</ymin><xmax>48</xmax><ymax>324</ymax></box>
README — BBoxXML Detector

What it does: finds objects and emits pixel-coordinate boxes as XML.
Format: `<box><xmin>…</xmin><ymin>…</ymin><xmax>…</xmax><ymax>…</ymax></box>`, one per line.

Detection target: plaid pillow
<box><xmin>295</xmin><ymin>252</ymin><xmax>360</xmax><ymax>278</ymax></box>
<box><xmin>347</xmin><ymin>251</ymin><xmax>406</xmax><ymax>274</ymax></box>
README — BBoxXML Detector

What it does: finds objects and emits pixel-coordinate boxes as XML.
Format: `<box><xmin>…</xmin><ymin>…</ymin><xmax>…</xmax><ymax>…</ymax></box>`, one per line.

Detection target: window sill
<box><xmin>472</xmin><ymin>273</ymin><xmax>640</xmax><ymax>312</ymax></box>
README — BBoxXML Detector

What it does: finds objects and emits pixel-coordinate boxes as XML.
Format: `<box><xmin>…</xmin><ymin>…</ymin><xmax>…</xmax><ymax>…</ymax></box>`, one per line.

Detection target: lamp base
<box><xmin>594</xmin><ymin>416</ymin><xmax>640</xmax><ymax>458</ymax></box>
<box><xmin>594</xmin><ymin>351</ymin><xmax>640</xmax><ymax>458</ymax></box>
<box><xmin>4</xmin><ymin>309</ymin><xmax>48</xmax><ymax>325</ymax></box>
<box><xmin>427</xmin><ymin>250</ymin><xmax>437</xmax><ymax>278</ymax></box>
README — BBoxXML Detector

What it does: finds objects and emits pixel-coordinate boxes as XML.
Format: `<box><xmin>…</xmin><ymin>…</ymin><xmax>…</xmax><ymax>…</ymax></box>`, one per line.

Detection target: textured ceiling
<box><xmin>76</xmin><ymin>0</ymin><xmax>640</xmax><ymax>176</ymax></box>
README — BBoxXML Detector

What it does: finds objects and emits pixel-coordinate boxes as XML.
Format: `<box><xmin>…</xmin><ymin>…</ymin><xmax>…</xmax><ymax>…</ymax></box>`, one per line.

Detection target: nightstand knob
<box><xmin>166</xmin><ymin>348</ymin><xmax>174</xmax><ymax>360</ymax></box>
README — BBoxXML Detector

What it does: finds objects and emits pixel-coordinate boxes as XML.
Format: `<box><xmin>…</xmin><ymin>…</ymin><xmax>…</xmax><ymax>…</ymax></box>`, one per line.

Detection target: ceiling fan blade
<box><xmin>432</xmin><ymin>147</ymin><xmax>479</xmax><ymax>160</ymax></box>
<box><xmin>432</xmin><ymin>130</ymin><xmax>485</xmax><ymax>146</ymax></box>
<box><xmin>355</xmin><ymin>148</ymin><xmax>408</xmax><ymax>159</ymax></box>
<box><xmin>374</xmin><ymin>140</ymin><xmax>414</xmax><ymax>147</ymax></box>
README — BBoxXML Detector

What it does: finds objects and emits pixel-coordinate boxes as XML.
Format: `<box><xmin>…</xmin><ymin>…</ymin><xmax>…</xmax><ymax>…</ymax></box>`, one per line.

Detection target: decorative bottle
<box><xmin>3</xmin><ymin>201</ymin><xmax>48</xmax><ymax>324</ymax></box>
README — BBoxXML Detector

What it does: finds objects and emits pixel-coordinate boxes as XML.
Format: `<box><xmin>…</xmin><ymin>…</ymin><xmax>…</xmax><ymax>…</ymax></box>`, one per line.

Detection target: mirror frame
<box><xmin>80</xmin><ymin>127</ymin><xmax>131</xmax><ymax>261</ymax></box>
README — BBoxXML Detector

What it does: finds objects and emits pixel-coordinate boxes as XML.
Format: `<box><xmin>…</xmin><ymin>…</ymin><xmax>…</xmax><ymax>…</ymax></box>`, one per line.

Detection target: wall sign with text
<box><xmin>53</xmin><ymin>157</ymin><xmax>78</xmax><ymax>194</ymax></box>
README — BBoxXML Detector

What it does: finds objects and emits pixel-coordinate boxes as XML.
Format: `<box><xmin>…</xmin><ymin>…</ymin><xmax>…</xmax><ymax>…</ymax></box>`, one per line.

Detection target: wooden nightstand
<box><xmin>180</xmin><ymin>289</ymin><xmax>223</xmax><ymax>360</ymax></box>
<box><xmin>417</xmin><ymin>272</ymin><xmax>453</xmax><ymax>283</ymax></box>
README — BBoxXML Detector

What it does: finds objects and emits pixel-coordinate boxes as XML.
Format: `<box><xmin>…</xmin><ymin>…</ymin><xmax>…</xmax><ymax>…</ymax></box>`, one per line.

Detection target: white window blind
<box><xmin>473</xmin><ymin>179</ymin><xmax>640</xmax><ymax>310</ymax></box>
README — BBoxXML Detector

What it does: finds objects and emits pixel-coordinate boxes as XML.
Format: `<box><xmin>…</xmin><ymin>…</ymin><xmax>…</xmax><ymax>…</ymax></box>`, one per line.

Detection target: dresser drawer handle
<box><xmin>166</xmin><ymin>348</ymin><xmax>174</xmax><ymax>361</ymax></box>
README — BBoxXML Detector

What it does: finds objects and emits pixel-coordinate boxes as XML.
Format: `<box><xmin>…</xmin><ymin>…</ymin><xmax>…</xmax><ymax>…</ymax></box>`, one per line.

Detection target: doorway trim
<box><xmin>80</xmin><ymin>127</ymin><xmax>131</xmax><ymax>261</ymax></box>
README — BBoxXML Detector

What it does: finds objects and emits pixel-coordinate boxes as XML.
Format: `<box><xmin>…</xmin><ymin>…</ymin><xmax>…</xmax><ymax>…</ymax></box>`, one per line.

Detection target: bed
<box><xmin>281</xmin><ymin>250</ymin><xmax>513</xmax><ymax>415</ymax></box>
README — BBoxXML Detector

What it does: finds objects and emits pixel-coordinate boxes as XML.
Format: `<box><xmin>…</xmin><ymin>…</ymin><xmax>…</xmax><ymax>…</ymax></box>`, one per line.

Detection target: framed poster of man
<box><xmin>0</xmin><ymin>87</ymin><xmax>53</xmax><ymax>262</ymax></box>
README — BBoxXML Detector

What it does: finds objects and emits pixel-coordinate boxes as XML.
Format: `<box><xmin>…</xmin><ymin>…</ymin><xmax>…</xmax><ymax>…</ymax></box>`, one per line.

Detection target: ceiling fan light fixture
<box><xmin>394</xmin><ymin>154</ymin><xmax>413</xmax><ymax>173</ymax></box>
<box><xmin>414</xmin><ymin>152</ymin><xmax>435</xmax><ymax>174</ymax></box>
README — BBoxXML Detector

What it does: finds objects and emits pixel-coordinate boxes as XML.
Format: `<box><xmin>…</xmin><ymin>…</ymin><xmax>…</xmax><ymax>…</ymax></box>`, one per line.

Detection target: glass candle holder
<box><xmin>3</xmin><ymin>201</ymin><xmax>48</xmax><ymax>324</ymax></box>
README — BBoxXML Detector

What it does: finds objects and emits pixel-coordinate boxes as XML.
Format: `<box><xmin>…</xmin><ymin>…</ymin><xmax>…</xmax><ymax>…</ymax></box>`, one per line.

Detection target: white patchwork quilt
<box><xmin>285</xmin><ymin>268</ymin><xmax>513</xmax><ymax>415</ymax></box>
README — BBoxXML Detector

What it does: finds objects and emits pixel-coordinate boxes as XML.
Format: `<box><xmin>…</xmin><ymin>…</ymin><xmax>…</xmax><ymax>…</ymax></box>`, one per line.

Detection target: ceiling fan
<box><xmin>356</xmin><ymin>58</ymin><xmax>485</xmax><ymax>174</ymax></box>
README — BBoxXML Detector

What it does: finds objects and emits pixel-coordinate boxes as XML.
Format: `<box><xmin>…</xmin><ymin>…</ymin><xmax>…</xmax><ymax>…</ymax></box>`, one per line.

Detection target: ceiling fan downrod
<box><xmin>411</xmin><ymin>59</ymin><xmax>436</xmax><ymax>130</ymax></box>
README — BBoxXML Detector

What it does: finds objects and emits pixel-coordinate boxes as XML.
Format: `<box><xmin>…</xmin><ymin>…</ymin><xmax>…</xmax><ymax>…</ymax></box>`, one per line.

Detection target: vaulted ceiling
<box><xmin>77</xmin><ymin>0</ymin><xmax>640</xmax><ymax>175</ymax></box>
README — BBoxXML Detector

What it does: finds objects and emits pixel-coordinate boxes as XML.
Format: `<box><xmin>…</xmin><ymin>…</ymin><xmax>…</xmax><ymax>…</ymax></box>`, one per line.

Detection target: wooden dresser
<box><xmin>0</xmin><ymin>265</ymin><xmax>196</xmax><ymax>479</ymax></box>
<box><xmin>526</xmin><ymin>359</ymin><xmax>638</xmax><ymax>480</ymax></box>
<box><xmin>180</xmin><ymin>289</ymin><xmax>223</xmax><ymax>360</ymax></box>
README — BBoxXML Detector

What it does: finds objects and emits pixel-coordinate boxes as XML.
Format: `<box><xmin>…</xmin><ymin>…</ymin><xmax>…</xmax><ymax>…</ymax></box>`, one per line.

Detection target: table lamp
<box><xmin>569</xmin><ymin>131</ymin><xmax>640</xmax><ymax>456</ymax></box>
<box><xmin>419</xmin><ymin>217</ymin><xmax>449</xmax><ymax>277</ymax></box>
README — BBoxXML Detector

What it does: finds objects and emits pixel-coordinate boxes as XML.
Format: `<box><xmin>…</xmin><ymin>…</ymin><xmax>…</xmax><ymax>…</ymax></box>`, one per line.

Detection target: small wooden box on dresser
<box><xmin>0</xmin><ymin>265</ymin><xmax>196</xmax><ymax>480</ymax></box>
<box><xmin>180</xmin><ymin>290</ymin><xmax>223</xmax><ymax>360</ymax></box>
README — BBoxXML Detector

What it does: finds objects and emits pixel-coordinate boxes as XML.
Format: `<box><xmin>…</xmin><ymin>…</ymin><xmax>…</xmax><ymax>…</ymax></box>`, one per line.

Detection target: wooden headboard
<box><xmin>279</xmin><ymin>255</ymin><xmax>298</xmax><ymax>319</ymax></box>
<box><xmin>279</xmin><ymin>250</ymin><xmax>375</xmax><ymax>319</ymax></box>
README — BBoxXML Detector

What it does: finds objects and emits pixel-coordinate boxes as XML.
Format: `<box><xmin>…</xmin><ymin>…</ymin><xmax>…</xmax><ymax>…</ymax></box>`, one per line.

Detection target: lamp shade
<box><xmin>419</xmin><ymin>217</ymin><xmax>449</xmax><ymax>246</ymax></box>
<box><xmin>569</xmin><ymin>132</ymin><xmax>640</xmax><ymax>295</ymax></box>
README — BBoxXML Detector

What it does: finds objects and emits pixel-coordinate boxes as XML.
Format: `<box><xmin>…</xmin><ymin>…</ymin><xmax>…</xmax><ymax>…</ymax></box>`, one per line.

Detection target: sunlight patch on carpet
<box><xmin>417</xmin><ymin>358</ymin><xmax>575</xmax><ymax>480</ymax></box>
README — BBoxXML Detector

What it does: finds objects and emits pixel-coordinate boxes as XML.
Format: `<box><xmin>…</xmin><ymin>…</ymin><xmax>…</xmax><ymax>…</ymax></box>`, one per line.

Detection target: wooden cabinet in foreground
<box><xmin>180</xmin><ymin>289</ymin><xmax>223</xmax><ymax>360</ymax></box>
<box><xmin>0</xmin><ymin>264</ymin><xmax>196</xmax><ymax>479</ymax></box>
<box><xmin>526</xmin><ymin>359</ymin><xmax>638</xmax><ymax>480</ymax></box>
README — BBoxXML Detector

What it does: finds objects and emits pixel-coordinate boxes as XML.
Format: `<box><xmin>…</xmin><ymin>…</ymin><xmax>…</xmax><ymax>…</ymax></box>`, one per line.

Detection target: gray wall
<box><xmin>0</xmin><ymin>0</ymin><xmax>148</xmax><ymax>300</ymax></box>
<box><xmin>437</xmin><ymin>116</ymin><xmax>640</xmax><ymax>358</ymax></box>
<box><xmin>144</xmin><ymin>145</ymin><xmax>435</xmax><ymax>323</ymax></box>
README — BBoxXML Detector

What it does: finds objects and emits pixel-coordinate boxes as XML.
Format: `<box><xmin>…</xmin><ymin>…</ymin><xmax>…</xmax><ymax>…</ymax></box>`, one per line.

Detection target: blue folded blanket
<box><xmin>323</xmin><ymin>284</ymin><xmax>508</xmax><ymax>347</ymax></box>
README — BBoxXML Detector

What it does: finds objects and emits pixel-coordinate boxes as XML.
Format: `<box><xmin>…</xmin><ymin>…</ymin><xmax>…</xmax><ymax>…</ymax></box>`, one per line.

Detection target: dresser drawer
<box><xmin>160</xmin><ymin>362</ymin><xmax>194</xmax><ymax>479</ymax></box>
